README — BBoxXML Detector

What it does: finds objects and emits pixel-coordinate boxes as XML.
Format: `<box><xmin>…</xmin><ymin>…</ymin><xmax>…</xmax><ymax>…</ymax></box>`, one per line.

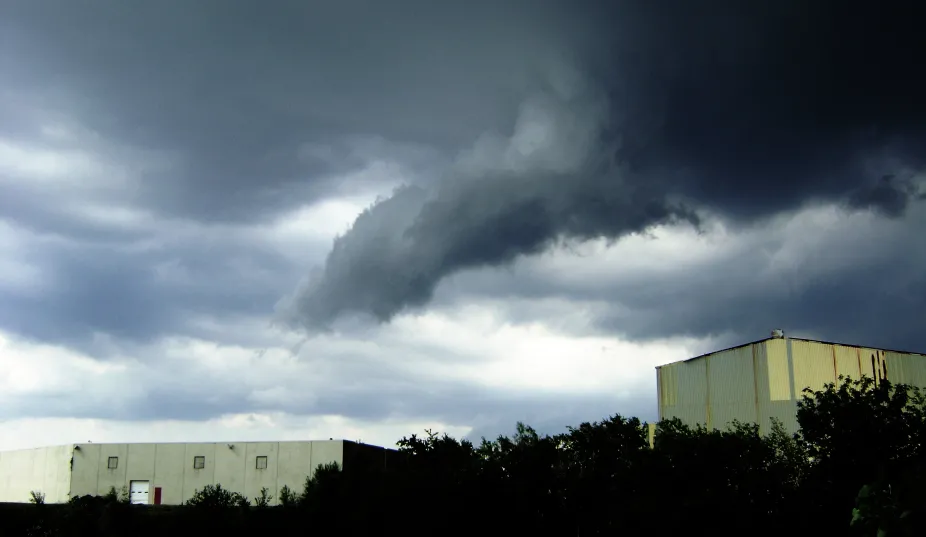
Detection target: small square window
<box><xmin>107</xmin><ymin>457</ymin><xmax>118</xmax><ymax>469</ymax></box>
<box><xmin>255</xmin><ymin>456</ymin><xmax>268</xmax><ymax>470</ymax></box>
<box><xmin>193</xmin><ymin>456</ymin><xmax>205</xmax><ymax>469</ymax></box>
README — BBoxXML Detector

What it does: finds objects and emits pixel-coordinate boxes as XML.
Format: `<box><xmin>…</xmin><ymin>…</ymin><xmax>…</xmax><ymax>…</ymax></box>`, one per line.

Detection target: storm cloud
<box><xmin>285</xmin><ymin>0</ymin><xmax>926</xmax><ymax>331</ymax></box>
<box><xmin>2</xmin><ymin>0</ymin><xmax>926</xmax><ymax>449</ymax></box>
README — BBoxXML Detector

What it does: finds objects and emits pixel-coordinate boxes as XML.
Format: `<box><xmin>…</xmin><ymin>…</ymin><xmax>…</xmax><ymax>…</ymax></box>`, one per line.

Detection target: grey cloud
<box><xmin>0</xmin><ymin>231</ymin><xmax>317</xmax><ymax>354</ymax></box>
<box><xmin>284</xmin><ymin>168</ymin><xmax>697</xmax><ymax>331</ymax></box>
<box><xmin>2</xmin><ymin>360</ymin><xmax>656</xmax><ymax>441</ymax></box>
<box><xmin>2</xmin><ymin>0</ymin><xmax>591</xmax><ymax>223</ymax></box>
<box><xmin>283</xmin><ymin>63</ymin><xmax>699</xmax><ymax>330</ymax></box>
<box><xmin>427</xmin><ymin>206</ymin><xmax>926</xmax><ymax>353</ymax></box>
<box><xmin>3</xmin><ymin>0</ymin><xmax>926</xmax><ymax>441</ymax></box>
<box><xmin>286</xmin><ymin>0</ymin><xmax>926</xmax><ymax>332</ymax></box>
<box><xmin>848</xmin><ymin>174</ymin><xmax>921</xmax><ymax>217</ymax></box>
<box><xmin>605</xmin><ymin>1</ymin><xmax>926</xmax><ymax>219</ymax></box>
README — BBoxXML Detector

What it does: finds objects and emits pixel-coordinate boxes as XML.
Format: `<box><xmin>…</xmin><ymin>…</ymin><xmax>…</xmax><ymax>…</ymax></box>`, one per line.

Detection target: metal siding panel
<box><xmin>707</xmin><ymin>345</ymin><xmax>757</xmax><ymax>430</ymax></box>
<box><xmin>656</xmin><ymin>368</ymin><xmax>663</xmax><ymax>420</ymax></box>
<box><xmin>277</xmin><ymin>442</ymin><xmax>314</xmax><ymax>505</ymax></box>
<box><xmin>665</xmin><ymin>364</ymin><xmax>678</xmax><ymax>407</ymax></box>
<box><xmin>244</xmin><ymin>442</ymin><xmax>279</xmax><ymax>502</ymax></box>
<box><xmin>791</xmin><ymin>340</ymin><xmax>837</xmax><ymax>396</ymax></box>
<box><xmin>834</xmin><ymin>345</ymin><xmax>861</xmax><ymax>382</ymax></box>
<box><xmin>214</xmin><ymin>440</ymin><xmax>247</xmax><ymax>494</ymax></box>
<box><xmin>95</xmin><ymin>444</ymin><xmax>129</xmax><ymax>497</ymax></box>
<box><xmin>125</xmin><ymin>444</ymin><xmax>156</xmax><ymax>486</ymax></box>
<box><xmin>765</xmin><ymin>339</ymin><xmax>792</xmax><ymax>401</ymax></box>
<box><xmin>884</xmin><ymin>351</ymin><xmax>926</xmax><ymax>387</ymax></box>
<box><xmin>181</xmin><ymin>443</ymin><xmax>217</xmax><ymax>503</ymax></box>
<box><xmin>153</xmin><ymin>444</ymin><xmax>184</xmax><ymax>506</ymax></box>
<box><xmin>658</xmin><ymin>363</ymin><xmax>679</xmax><ymax>420</ymax></box>
<box><xmin>659</xmin><ymin>359</ymin><xmax>707</xmax><ymax>429</ymax></box>
<box><xmin>757</xmin><ymin>340</ymin><xmax>799</xmax><ymax>434</ymax></box>
<box><xmin>860</xmin><ymin>348</ymin><xmax>880</xmax><ymax>381</ymax></box>
<box><xmin>675</xmin><ymin>358</ymin><xmax>708</xmax><ymax>428</ymax></box>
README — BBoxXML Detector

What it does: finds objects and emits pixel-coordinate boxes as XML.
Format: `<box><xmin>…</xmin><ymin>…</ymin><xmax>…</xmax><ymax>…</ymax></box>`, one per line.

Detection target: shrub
<box><xmin>103</xmin><ymin>485</ymin><xmax>130</xmax><ymax>504</ymax></box>
<box><xmin>254</xmin><ymin>487</ymin><xmax>273</xmax><ymax>508</ymax></box>
<box><xmin>185</xmin><ymin>484</ymin><xmax>249</xmax><ymax>509</ymax></box>
<box><xmin>278</xmin><ymin>485</ymin><xmax>299</xmax><ymax>507</ymax></box>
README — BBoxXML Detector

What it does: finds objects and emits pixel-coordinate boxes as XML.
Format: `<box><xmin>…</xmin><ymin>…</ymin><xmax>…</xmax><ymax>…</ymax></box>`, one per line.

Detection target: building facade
<box><xmin>656</xmin><ymin>334</ymin><xmax>926</xmax><ymax>435</ymax></box>
<box><xmin>0</xmin><ymin>440</ymin><xmax>397</xmax><ymax>505</ymax></box>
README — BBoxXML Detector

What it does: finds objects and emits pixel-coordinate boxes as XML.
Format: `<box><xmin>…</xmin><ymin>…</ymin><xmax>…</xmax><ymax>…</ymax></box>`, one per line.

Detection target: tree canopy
<box><xmin>9</xmin><ymin>376</ymin><xmax>925</xmax><ymax>537</ymax></box>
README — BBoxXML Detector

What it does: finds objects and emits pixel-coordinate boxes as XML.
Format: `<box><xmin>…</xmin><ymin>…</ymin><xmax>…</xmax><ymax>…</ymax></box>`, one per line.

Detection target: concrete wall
<box><xmin>657</xmin><ymin>338</ymin><xmax>926</xmax><ymax>436</ymax></box>
<box><xmin>0</xmin><ymin>445</ymin><xmax>72</xmax><ymax>503</ymax></box>
<box><xmin>69</xmin><ymin>440</ymin><xmax>349</xmax><ymax>505</ymax></box>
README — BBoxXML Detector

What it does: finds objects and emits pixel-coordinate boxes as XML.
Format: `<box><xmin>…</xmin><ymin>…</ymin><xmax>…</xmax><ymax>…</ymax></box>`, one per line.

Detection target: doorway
<box><xmin>129</xmin><ymin>480</ymin><xmax>150</xmax><ymax>505</ymax></box>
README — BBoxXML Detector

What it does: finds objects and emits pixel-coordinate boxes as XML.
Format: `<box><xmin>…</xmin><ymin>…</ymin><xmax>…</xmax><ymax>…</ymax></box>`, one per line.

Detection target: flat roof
<box><xmin>656</xmin><ymin>336</ymin><xmax>926</xmax><ymax>369</ymax></box>
<box><xmin>0</xmin><ymin>439</ymin><xmax>393</xmax><ymax>453</ymax></box>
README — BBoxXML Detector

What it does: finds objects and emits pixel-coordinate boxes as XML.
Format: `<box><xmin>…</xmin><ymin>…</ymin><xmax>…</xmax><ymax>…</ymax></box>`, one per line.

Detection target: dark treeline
<box><xmin>6</xmin><ymin>376</ymin><xmax>925</xmax><ymax>537</ymax></box>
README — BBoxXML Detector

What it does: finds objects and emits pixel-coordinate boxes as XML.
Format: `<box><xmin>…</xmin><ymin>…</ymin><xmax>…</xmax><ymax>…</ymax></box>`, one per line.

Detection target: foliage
<box><xmin>253</xmin><ymin>487</ymin><xmax>273</xmax><ymax>508</ymax></box>
<box><xmin>797</xmin><ymin>376</ymin><xmax>926</xmax><ymax>535</ymax></box>
<box><xmin>103</xmin><ymin>485</ymin><xmax>130</xmax><ymax>504</ymax></box>
<box><xmin>278</xmin><ymin>484</ymin><xmax>300</xmax><ymax>507</ymax></box>
<box><xmin>28</xmin><ymin>490</ymin><xmax>45</xmax><ymax>505</ymax></box>
<box><xmin>184</xmin><ymin>484</ymin><xmax>249</xmax><ymax>509</ymax></box>
<box><xmin>6</xmin><ymin>375</ymin><xmax>926</xmax><ymax>536</ymax></box>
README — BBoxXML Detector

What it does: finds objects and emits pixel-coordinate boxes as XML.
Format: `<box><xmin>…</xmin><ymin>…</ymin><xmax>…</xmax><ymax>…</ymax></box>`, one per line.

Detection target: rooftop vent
<box><xmin>771</xmin><ymin>329</ymin><xmax>785</xmax><ymax>339</ymax></box>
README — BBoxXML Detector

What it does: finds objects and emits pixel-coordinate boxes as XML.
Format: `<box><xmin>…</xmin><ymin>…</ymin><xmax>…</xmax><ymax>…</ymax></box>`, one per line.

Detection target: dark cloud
<box><xmin>2</xmin><ymin>0</ymin><xmax>926</xmax><ymax>441</ymax></box>
<box><xmin>1</xmin><ymin>0</ymin><xmax>590</xmax><ymax>223</ymax></box>
<box><xmin>604</xmin><ymin>1</ymin><xmax>926</xmax><ymax>217</ymax></box>
<box><xmin>848</xmin><ymin>174</ymin><xmax>921</xmax><ymax>217</ymax></box>
<box><xmin>424</xmin><ymin>204</ymin><xmax>926</xmax><ymax>353</ymax></box>
<box><xmin>287</xmin><ymin>0</ymin><xmax>926</xmax><ymax>331</ymax></box>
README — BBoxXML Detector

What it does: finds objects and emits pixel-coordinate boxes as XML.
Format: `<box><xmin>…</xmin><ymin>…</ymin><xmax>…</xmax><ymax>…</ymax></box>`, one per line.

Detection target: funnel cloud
<box><xmin>284</xmin><ymin>0</ymin><xmax>926</xmax><ymax>332</ymax></box>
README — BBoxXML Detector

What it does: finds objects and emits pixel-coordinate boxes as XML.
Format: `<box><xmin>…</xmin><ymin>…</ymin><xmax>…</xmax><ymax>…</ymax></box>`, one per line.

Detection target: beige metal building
<box><xmin>0</xmin><ymin>439</ymin><xmax>396</xmax><ymax>505</ymax></box>
<box><xmin>656</xmin><ymin>332</ymin><xmax>926</xmax><ymax>435</ymax></box>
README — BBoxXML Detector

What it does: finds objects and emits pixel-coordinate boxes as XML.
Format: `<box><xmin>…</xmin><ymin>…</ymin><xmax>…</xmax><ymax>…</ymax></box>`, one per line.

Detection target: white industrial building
<box><xmin>656</xmin><ymin>332</ymin><xmax>926</xmax><ymax>435</ymax></box>
<box><xmin>0</xmin><ymin>439</ymin><xmax>396</xmax><ymax>505</ymax></box>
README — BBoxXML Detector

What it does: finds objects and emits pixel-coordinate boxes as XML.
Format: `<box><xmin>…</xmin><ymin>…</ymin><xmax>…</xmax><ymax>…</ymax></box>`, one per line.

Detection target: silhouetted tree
<box><xmin>8</xmin><ymin>376</ymin><xmax>926</xmax><ymax>536</ymax></box>
<box><xmin>797</xmin><ymin>376</ymin><xmax>926</xmax><ymax>535</ymax></box>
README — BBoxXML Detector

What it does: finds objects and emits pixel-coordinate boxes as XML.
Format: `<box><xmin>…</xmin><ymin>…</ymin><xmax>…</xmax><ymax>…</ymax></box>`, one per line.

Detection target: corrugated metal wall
<box><xmin>706</xmin><ymin>345</ymin><xmax>757</xmax><ymax>431</ymax></box>
<box><xmin>884</xmin><ymin>350</ymin><xmax>926</xmax><ymax>386</ymax></box>
<box><xmin>791</xmin><ymin>339</ymin><xmax>837</xmax><ymax>394</ymax></box>
<box><xmin>658</xmin><ymin>357</ymin><xmax>709</xmax><ymax>429</ymax></box>
<box><xmin>834</xmin><ymin>344</ymin><xmax>862</xmax><ymax>380</ymax></box>
<box><xmin>657</xmin><ymin>338</ymin><xmax>926</xmax><ymax>437</ymax></box>
<box><xmin>657</xmin><ymin>343</ymin><xmax>762</xmax><ymax>432</ymax></box>
<box><xmin>755</xmin><ymin>339</ymin><xmax>799</xmax><ymax>434</ymax></box>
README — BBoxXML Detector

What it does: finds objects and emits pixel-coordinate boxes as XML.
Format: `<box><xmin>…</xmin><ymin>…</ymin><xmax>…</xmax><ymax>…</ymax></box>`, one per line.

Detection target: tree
<box><xmin>103</xmin><ymin>485</ymin><xmax>130</xmax><ymax>504</ymax></box>
<box><xmin>253</xmin><ymin>487</ymin><xmax>273</xmax><ymax>508</ymax></box>
<box><xmin>277</xmin><ymin>485</ymin><xmax>300</xmax><ymax>507</ymax></box>
<box><xmin>797</xmin><ymin>376</ymin><xmax>926</xmax><ymax>534</ymax></box>
<box><xmin>557</xmin><ymin>415</ymin><xmax>650</xmax><ymax>534</ymax></box>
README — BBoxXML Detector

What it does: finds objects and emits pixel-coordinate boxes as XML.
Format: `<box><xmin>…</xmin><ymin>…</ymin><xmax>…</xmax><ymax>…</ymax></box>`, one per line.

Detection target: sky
<box><xmin>1</xmin><ymin>0</ymin><xmax>925</xmax><ymax>450</ymax></box>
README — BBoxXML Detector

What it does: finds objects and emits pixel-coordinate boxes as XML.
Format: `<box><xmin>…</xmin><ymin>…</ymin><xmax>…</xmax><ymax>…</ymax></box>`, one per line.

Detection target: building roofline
<box><xmin>655</xmin><ymin>336</ymin><xmax>926</xmax><ymax>369</ymax></box>
<box><xmin>0</xmin><ymin>439</ymin><xmax>396</xmax><ymax>453</ymax></box>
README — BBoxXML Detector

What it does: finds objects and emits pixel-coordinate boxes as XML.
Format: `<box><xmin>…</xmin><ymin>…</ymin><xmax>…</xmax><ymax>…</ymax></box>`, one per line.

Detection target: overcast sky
<box><xmin>1</xmin><ymin>0</ymin><xmax>925</xmax><ymax>450</ymax></box>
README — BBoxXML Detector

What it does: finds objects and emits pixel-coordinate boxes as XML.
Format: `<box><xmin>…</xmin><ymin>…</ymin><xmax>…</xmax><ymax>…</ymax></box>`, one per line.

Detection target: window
<box><xmin>193</xmin><ymin>456</ymin><xmax>205</xmax><ymax>469</ymax></box>
<box><xmin>107</xmin><ymin>456</ymin><xmax>118</xmax><ymax>469</ymax></box>
<box><xmin>255</xmin><ymin>456</ymin><xmax>268</xmax><ymax>470</ymax></box>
